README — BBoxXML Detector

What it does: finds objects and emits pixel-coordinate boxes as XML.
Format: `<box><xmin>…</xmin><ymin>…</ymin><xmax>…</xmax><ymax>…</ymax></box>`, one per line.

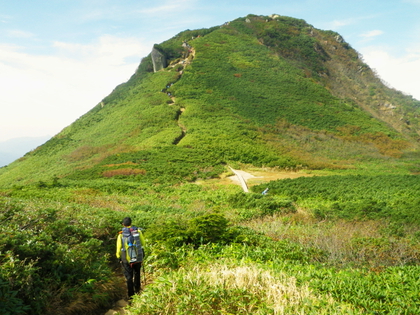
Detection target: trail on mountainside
<box><xmin>160</xmin><ymin>46</ymin><xmax>195</xmax><ymax>146</ymax></box>
<box><xmin>229</xmin><ymin>167</ymin><xmax>250</xmax><ymax>192</ymax></box>
<box><xmin>226</xmin><ymin>168</ymin><xmax>317</xmax><ymax>191</ymax></box>
<box><xmin>104</xmin><ymin>46</ymin><xmax>196</xmax><ymax>315</ymax></box>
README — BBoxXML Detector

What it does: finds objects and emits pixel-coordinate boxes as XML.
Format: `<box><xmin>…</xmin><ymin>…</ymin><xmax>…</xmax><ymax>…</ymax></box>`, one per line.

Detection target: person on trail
<box><xmin>116</xmin><ymin>217</ymin><xmax>146</xmax><ymax>299</ymax></box>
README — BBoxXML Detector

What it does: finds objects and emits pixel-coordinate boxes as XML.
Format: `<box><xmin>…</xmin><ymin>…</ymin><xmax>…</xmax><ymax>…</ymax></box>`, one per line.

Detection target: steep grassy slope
<box><xmin>1</xmin><ymin>14</ymin><xmax>419</xmax><ymax>186</ymax></box>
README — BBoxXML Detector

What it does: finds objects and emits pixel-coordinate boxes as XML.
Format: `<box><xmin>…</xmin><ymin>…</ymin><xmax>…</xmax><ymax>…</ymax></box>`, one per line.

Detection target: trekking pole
<box><xmin>142</xmin><ymin>262</ymin><xmax>146</xmax><ymax>288</ymax></box>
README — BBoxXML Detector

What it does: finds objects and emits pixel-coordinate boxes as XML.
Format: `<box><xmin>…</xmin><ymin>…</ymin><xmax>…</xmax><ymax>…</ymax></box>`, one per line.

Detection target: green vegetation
<box><xmin>254</xmin><ymin>174</ymin><xmax>420</xmax><ymax>224</ymax></box>
<box><xmin>0</xmin><ymin>196</ymin><xmax>122</xmax><ymax>314</ymax></box>
<box><xmin>2</xmin><ymin>172</ymin><xmax>420</xmax><ymax>314</ymax></box>
<box><xmin>2</xmin><ymin>14</ymin><xmax>419</xmax><ymax>185</ymax></box>
<box><xmin>1</xmin><ymin>14</ymin><xmax>420</xmax><ymax>314</ymax></box>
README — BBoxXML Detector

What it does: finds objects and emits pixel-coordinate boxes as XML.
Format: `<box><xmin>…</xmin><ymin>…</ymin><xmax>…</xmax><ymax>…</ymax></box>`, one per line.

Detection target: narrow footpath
<box><xmin>160</xmin><ymin>46</ymin><xmax>195</xmax><ymax>145</ymax></box>
<box><xmin>103</xmin><ymin>44</ymin><xmax>196</xmax><ymax>315</ymax></box>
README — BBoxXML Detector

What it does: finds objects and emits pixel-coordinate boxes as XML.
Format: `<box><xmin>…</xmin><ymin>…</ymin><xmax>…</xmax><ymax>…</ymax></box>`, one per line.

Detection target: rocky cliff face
<box><xmin>151</xmin><ymin>47</ymin><xmax>167</xmax><ymax>72</ymax></box>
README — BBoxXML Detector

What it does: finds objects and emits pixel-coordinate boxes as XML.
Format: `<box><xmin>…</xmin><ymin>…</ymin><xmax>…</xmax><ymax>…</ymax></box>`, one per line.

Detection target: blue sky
<box><xmin>1</xmin><ymin>0</ymin><xmax>420</xmax><ymax>142</ymax></box>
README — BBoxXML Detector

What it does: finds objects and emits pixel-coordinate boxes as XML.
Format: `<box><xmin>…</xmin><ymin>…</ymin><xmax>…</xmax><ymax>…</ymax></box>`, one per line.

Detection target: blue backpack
<box><xmin>120</xmin><ymin>226</ymin><xmax>143</xmax><ymax>265</ymax></box>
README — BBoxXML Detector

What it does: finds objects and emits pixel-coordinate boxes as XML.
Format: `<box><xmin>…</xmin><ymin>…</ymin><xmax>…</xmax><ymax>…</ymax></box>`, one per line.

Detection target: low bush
<box><xmin>228</xmin><ymin>192</ymin><xmax>296</xmax><ymax>219</ymax></box>
<box><xmin>148</xmin><ymin>213</ymin><xmax>241</xmax><ymax>249</ymax></box>
<box><xmin>0</xmin><ymin>198</ymin><xmax>123</xmax><ymax>314</ymax></box>
<box><xmin>255</xmin><ymin>174</ymin><xmax>420</xmax><ymax>224</ymax></box>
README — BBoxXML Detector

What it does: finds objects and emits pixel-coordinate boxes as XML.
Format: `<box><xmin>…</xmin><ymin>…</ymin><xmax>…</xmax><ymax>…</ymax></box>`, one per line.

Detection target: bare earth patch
<box><xmin>104</xmin><ymin>299</ymin><xmax>128</xmax><ymax>315</ymax></box>
<box><xmin>228</xmin><ymin>169</ymin><xmax>316</xmax><ymax>188</ymax></box>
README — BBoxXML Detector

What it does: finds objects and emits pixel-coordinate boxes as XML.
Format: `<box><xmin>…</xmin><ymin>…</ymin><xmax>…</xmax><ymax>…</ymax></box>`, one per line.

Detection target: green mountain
<box><xmin>2</xmin><ymin>15</ymin><xmax>420</xmax><ymax>315</ymax></box>
<box><xmin>1</xmin><ymin>14</ymin><xmax>420</xmax><ymax>186</ymax></box>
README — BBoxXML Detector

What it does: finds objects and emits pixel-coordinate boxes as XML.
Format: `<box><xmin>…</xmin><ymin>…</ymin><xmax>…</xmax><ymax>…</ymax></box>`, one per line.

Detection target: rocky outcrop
<box><xmin>151</xmin><ymin>47</ymin><xmax>167</xmax><ymax>72</ymax></box>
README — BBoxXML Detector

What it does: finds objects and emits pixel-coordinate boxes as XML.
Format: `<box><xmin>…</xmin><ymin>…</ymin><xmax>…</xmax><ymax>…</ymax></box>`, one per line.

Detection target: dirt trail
<box><xmin>104</xmin><ymin>169</ymin><xmax>314</xmax><ymax>314</ymax></box>
<box><xmin>104</xmin><ymin>38</ymin><xmax>314</xmax><ymax>314</ymax></box>
<box><xmin>161</xmin><ymin>46</ymin><xmax>195</xmax><ymax>146</ymax></box>
<box><xmin>104</xmin><ymin>300</ymin><xmax>128</xmax><ymax>315</ymax></box>
<box><xmin>229</xmin><ymin>167</ymin><xmax>250</xmax><ymax>192</ymax></box>
<box><xmin>228</xmin><ymin>168</ymin><xmax>316</xmax><ymax>189</ymax></box>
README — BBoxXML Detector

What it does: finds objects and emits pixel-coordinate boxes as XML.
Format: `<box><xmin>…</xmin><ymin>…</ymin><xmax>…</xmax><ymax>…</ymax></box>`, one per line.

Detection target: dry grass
<box><xmin>205</xmin><ymin>264</ymin><xmax>329</xmax><ymax>314</ymax></box>
<box><xmin>45</xmin><ymin>277</ymin><xmax>123</xmax><ymax>315</ymax></box>
<box><xmin>128</xmin><ymin>263</ymin><xmax>355</xmax><ymax>314</ymax></box>
<box><xmin>240</xmin><ymin>210</ymin><xmax>420</xmax><ymax>267</ymax></box>
<box><xmin>209</xmin><ymin>167</ymin><xmax>318</xmax><ymax>188</ymax></box>
<box><xmin>242</xmin><ymin>209</ymin><xmax>381</xmax><ymax>241</ymax></box>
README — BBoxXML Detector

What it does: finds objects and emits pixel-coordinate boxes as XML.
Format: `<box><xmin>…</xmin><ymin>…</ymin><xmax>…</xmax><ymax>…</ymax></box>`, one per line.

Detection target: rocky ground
<box><xmin>104</xmin><ymin>299</ymin><xmax>128</xmax><ymax>315</ymax></box>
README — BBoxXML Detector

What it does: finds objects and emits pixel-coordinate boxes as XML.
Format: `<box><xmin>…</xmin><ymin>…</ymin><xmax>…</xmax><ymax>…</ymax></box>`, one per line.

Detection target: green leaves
<box><xmin>257</xmin><ymin>174</ymin><xmax>420</xmax><ymax>224</ymax></box>
<box><xmin>0</xmin><ymin>199</ymin><xmax>121</xmax><ymax>313</ymax></box>
<box><xmin>309</xmin><ymin>266</ymin><xmax>420</xmax><ymax>313</ymax></box>
<box><xmin>148</xmin><ymin>213</ymin><xmax>235</xmax><ymax>249</ymax></box>
<box><xmin>188</xmin><ymin>213</ymin><xmax>230</xmax><ymax>244</ymax></box>
<box><xmin>0</xmin><ymin>277</ymin><xmax>30</xmax><ymax>315</ymax></box>
<box><xmin>228</xmin><ymin>192</ymin><xmax>296</xmax><ymax>220</ymax></box>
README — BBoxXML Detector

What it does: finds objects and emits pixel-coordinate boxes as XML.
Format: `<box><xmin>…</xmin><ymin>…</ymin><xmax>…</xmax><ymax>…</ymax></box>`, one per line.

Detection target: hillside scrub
<box><xmin>129</xmin><ymin>241</ymin><xmax>420</xmax><ymax>314</ymax></box>
<box><xmin>0</xmin><ymin>198</ymin><xmax>123</xmax><ymax>314</ymax></box>
<box><xmin>2</xmin><ymin>13</ymin><xmax>420</xmax><ymax>315</ymax></box>
<box><xmin>2</xmin><ymin>15</ymin><xmax>420</xmax><ymax>186</ymax></box>
<box><xmin>176</xmin><ymin>26</ymin><xmax>395</xmax><ymax>134</ymax></box>
<box><xmin>252</xmin><ymin>174</ymin><xmax>420</xmax><ymax>224</ymax></box>
<box><xmin>2</xmin><ymin>171</ymin><xmax>420</xmax><ymax>314</ymax></box>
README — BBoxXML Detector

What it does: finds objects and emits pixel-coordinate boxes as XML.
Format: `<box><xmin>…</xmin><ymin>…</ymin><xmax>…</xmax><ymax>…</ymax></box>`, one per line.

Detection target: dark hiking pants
<box><xmin>121</xmin><ymin>261</ymin><xmax>141</xmax><ymax>297</ymax></box>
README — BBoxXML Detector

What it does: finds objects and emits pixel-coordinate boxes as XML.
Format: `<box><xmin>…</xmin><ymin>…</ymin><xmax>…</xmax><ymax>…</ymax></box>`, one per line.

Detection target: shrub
<box><xmin>188</xmin><ymin>213</ymin><xmax>230</xmax><ymax>245</ymax></box>
<box><xmin>149</xmin><ymin>213</ymin><xmax>237</xmax><ymax>249</ymax></box>
<box><xmin>0</xmin><ymin>199</ymin><xmax>122</xmax><ymax>314</ymax></box>
<box><xmin>102</xmin><ymin>168</ymin><xmax>146</xmax><ymax>178</ymax></box>
<box><xmin>257</xmin><ymin>175</ymin><xmax>420</xmax><ymax>224</ymax></box>
<box><xmin>0</xmin><ymin>277</ymin><xmax>30</xmax><ymax>315</ymax></box>
<box><xmin>228</xmin><ymin>192</ymin><xmax>296</xmax><ymax>219</ymax></box>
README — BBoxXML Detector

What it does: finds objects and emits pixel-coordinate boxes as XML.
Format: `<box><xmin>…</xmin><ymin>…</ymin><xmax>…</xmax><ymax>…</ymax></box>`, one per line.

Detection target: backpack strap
<box><xmin>120</xmin><ymin>230</ymin><xmax>128</xmax><ymax>263</ymax></box>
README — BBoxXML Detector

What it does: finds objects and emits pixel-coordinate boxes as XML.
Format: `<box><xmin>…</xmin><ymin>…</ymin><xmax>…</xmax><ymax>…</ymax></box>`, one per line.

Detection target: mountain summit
<box><xmin>1</xmin><ymin>14</ymin><xmax>419</xmax><ymax>186</ymax></box>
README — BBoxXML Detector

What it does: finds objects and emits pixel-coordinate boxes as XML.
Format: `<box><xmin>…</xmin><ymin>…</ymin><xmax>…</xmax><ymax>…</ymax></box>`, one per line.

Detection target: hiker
<box><xmin>116</xmin><ymin>217</ymin><xmax>146</xmax><ymax>299</ymax></box>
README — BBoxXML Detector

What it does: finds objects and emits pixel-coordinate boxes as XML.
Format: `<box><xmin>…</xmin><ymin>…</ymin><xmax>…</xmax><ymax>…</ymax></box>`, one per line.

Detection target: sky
<box><xmin>1</xmin><ymin>0</ymin><xmax>420</xmax><ymax>143</ymax></box>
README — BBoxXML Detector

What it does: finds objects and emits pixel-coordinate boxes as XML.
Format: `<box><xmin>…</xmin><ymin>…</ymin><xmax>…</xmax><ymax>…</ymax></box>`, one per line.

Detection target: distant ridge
<box><xmin>0</xmin><ymin>136</ymin><xmax>50</xmax><ymax>167</ymax></box>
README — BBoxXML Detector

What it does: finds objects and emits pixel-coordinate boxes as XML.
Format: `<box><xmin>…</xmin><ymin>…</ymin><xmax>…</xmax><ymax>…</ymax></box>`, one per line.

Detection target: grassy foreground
<box><xmin>1</xmin><ymin>168</ymin><xmax>420</xmax><ymax>314</ymax></box>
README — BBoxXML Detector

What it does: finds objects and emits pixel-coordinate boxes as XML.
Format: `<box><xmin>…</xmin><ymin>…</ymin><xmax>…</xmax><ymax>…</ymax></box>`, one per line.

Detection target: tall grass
<box><xmin>127</xmin><ymin>262</ymin><xmax>356</xmax><ymax>314</ymax></box>
<box><xmin>242</xmin><ymin>211</ymin><xmax>420</xmax><ymax>268</ymax></box>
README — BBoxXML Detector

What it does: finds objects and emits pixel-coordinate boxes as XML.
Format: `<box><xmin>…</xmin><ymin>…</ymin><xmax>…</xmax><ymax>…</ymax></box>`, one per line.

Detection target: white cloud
<box><xmin>137</xmin><ymin>0</ymin><xmax>197</xmax><ymax>16</ymax></box>
<box><xmin>324</xmin><ymin>14</ymin><xmax>380</xmax><ymax>33</ymax></box>
<box><xmin>77</xmin><ymin>0</ymin><xmax>198</xmax><ymax>23</ymax></box>
<box><xmin>361</xmin><ymin>46</ymin><xmax>420</xmax><ymax>100</ymax></box>
<box><xmin>360</xmin><ymin>30</ymin><xmax>383</xmax><ymax>39</ymax></box>
<box><xmin>53</xmin><ymin>35</ymin><xmax>148</xmax><ymax>65</ymax></box>
<box><xmin>329</xmin><ymin>18</ymin><xmax>356</xmax><ymax>29</ymax></box>
<box><xmin>6</xmin><ymin>29</ymin><xmax>35</xmax><ymax>38</ymax></box>
<box><xmin>0</xmin><ymin>14</ymin><xmax>12</xmax><ymax>23</ymax></box>
<box><xmin>0</xmin><ymin>36</ymin><xmax>152</xmax><ymax>141</ymax></box>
